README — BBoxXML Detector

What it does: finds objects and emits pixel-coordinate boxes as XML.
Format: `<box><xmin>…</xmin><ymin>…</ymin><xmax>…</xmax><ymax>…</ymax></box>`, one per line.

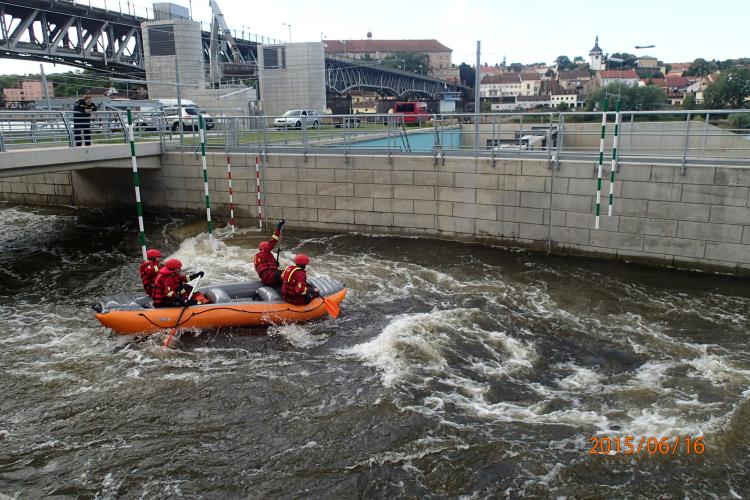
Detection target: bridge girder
<box><xmin>0</xmin><ymin>0</ymin><xmax>145</xmax><ymax>74</ymax></box>
<box><xmin>325</xmin><ymin>58</ymin><xmax>456</xmax><ymax>100</ymax></box>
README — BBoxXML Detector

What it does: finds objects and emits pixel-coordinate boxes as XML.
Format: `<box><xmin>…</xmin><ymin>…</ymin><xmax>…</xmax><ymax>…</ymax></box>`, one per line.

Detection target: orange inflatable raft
<box><xmin>92</xmin><ymin>277</ymin><xmax>347</xmax><ymax>335</ymax></box>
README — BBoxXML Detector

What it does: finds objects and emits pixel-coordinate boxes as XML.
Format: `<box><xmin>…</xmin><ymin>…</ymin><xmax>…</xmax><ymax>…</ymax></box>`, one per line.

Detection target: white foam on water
<box><xmin>268</xmin><ymin>322</ymin><xmax>324</xmax><ymax>349</ymax></box>
<box><xmin>556</xmin><ymin>363</ymin><xmax>604</xmax><ymax>390</ymax></box>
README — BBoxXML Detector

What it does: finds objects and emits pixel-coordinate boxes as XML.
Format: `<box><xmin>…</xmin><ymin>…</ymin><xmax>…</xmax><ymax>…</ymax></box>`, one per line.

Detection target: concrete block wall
<box><xmin>0</xmin><ymin>172</ymin><xmax>75</xmax><ymax>205</ymax></box>
<box><xmin>159</xmin><ymin>152</ymin><xmax>750</xmax><ymax>275</ymax></box>
<box><xmin>142</xmin><ymin>19</ymin><xmax>205</xmax><ymax>100</ymax></box>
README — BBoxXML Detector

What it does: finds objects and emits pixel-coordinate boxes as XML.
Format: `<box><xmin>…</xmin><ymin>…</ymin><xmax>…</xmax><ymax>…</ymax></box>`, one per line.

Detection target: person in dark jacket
<box><xmin>73</xmin><ymin>95</ymin><xmax>97</xmax><ymax>146</ymax></box>
<box><xmin>254</xmin><ymin>219</ymin><xmax>284</xmax><ymax>286</ymax></box>
<box><xmin>152</xmin><ymin>258</ymin><xmax>209</xmax><ymax>308</ymax></box>
<box><xmin>281</xmin><ymin>254</ymin><xmax>319</xmax><ymax>305</ymax></box>
<box><xmin>139</xmin><ymin>248</ymin><xmax>162</xmax><ymax>297</ymax></box>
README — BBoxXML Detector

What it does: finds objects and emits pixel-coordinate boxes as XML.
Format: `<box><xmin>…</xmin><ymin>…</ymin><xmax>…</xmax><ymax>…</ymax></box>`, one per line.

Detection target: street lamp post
<box><xmin>283</xmin><ymin>22</ymin><xmax>291</xmax><ymax>43</ymax></box>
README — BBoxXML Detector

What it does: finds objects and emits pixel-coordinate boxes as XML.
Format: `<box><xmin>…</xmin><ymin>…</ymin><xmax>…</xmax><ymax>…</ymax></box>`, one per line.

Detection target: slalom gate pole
<box><xmin>127</xmin><ymin>109</ymin><xmax>147</xmax><ymax>260</ymax></box>
<box><xmin>255</xmin><ymin>155</ymin><xmax>263</xmax><ymax>229</ymax></box>
<box><xmin>594</xmin><ymin>99</ymin><xmax>608</xmax><ymax>229</ymax></box>
<box><xmin>199</xmin><ymin>115</ymin><xmax>213</xmax><ymax>242</ymax></box>
<box><xmin>226</xmin><ymin>154</ymin><xmax>236</xmax><ymax>233</ymax></box>
<box><xmin>608</xmin><ymin>99</ymin><xmax>622</xmax><ymax>217</ymax></box>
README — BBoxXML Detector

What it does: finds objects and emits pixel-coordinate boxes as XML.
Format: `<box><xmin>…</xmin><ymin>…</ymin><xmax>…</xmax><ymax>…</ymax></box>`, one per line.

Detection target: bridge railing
<box><xmin>0</xmin><ymin>110</ymin><xmax>169</xmax><ymax>151</ymax></box>
<box><xmin>168</xmin><ymin>110</ymin><xmax>750</xmax><ymax>168</ymax></box>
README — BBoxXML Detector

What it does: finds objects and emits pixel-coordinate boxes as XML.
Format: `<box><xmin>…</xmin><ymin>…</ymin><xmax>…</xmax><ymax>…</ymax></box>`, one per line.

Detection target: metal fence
<box><xmin>2</xmin><ymin>109</ymin><xmax>749</xmax><ymax>168</ymax></box>
<box><xmin>0</xmin><ymin>110</ymin><xmax>169</xmax><ymax>151</ymax></box>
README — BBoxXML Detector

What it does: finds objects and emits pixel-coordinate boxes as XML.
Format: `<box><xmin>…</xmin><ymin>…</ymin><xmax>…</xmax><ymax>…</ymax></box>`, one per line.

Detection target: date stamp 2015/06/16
<box><xmin>589</xmin><ymin>436</ymin><xmax>705</xmax><ymax>456</ymax></box>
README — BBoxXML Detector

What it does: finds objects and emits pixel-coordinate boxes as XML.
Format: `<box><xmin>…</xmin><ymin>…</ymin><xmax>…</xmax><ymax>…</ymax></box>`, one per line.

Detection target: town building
<box><xmin>558</xmin><ymin>68</ymin><xmax>593</xmax><ymax>92</ymax></box>
<box><xmin>2</xmin><ymin>80</ymin><xmax>54</xmax><ymax>108</ymax></box>
<box><xmin>480</xmin><ymin>73</ymin><xmax>522</xmax><ymax>98</ymax></box>
<box><xmin>520</xmin><ymin>72</ymin><xmax>541</xmax><ymax>96</ymax></box>
<box><xmin>589</xmin><ymin>36</ymin><xmax>605</xmax><ymax>71</ymax></box>
<box><xmin>597</xmin><ymin>69</ymin><xmax>640</xmax><ymax>88</ymax></box>
<box><xmin>637</xmin><ymin>55</ymin><xmax>658</xmax><ymax>68</ymax></box>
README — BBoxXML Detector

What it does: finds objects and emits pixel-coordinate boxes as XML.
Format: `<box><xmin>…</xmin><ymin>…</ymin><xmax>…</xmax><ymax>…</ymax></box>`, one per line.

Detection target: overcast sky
<box><xmin>4</xmin><ymin>0</ymin><xmax>750</xmax><ymax>75</ymax></box>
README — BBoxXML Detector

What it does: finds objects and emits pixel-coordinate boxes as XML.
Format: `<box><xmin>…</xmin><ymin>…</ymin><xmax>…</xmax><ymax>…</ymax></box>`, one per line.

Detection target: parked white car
<box><xmin>273</xmin><ymin>109</ymin><xmax>321</xmax><ymax>129</ymax></box>
<box><xmin>164</xmin><ymin>105</ymin><xmax>214</xmax><ymax>131</ymax></box>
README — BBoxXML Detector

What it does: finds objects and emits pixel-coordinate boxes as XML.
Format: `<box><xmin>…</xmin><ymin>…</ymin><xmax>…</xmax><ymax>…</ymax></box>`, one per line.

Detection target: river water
<box><xmin>1</xmin><ymin>203</ymin><xmax>749</xmax><ymax>498</ymax></box>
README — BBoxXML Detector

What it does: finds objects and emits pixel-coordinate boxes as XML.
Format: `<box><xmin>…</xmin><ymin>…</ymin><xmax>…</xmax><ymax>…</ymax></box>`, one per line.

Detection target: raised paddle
<box><xmin>163</xmin><ymin>275</ymin><xmax>202</xmax><ymax>348</ymax></box>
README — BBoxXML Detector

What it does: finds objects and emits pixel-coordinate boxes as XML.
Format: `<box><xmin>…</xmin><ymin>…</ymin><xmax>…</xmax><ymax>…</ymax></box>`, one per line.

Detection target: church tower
<box><xmin>589</xmin><ymin>35</ymin><xmax>604</xmax><ymax>71</ymax></box>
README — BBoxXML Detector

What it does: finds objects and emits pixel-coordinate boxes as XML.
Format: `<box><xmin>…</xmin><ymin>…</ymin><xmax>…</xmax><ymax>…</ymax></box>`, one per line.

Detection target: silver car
<box><xmin>273</xmin><ymin>109</ymin><xmax>321</xmax><ymax>129</ymax></box>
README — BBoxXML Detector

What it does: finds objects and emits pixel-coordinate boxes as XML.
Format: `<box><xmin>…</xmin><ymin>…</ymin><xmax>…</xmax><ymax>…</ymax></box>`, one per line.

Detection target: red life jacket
<box><xmin>281</xmin><ymin>264</ymin><xmax>310</xmax><ymax>305</ymax></box>
<box><xmin>254</xmin><ymin>227</ymin><xmax>281</xmax><ymax>284</ymax></box>
<box><xmin>139</xmin><ymin>259</ymin><xmax>160</xmax><ymax>296</ymax></box>
<box><xmin>152</xmin><ymin>267</ymin><xmax>188</xmax><ymax>307</ymax></box>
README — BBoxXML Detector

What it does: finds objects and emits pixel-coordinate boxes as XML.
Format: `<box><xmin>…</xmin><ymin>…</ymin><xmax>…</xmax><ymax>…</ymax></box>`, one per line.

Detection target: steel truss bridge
<box><xmin>0</xmin><ymin>0</ymin><xmax>459</xmax><ymax>97</ymax></box>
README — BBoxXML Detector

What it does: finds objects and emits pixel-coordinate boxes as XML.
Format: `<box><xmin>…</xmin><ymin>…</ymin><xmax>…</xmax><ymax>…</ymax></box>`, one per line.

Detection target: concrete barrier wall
<box><xmin>3</xmin><ymin>152</ymin><xmax>748</xmax><ymax>275</ymax></box>
<box><xmin>159</xmin><ymin>153</ymin><xmax>750</xmax><ymax>275</ymax></box>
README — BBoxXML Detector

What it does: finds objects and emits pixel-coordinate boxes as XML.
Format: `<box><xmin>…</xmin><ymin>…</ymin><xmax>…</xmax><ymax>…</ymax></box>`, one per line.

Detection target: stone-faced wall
<box><xmin>160</xmin><ymin>153</ymin><xmax>750</xmax><ymax>275</ymax></box>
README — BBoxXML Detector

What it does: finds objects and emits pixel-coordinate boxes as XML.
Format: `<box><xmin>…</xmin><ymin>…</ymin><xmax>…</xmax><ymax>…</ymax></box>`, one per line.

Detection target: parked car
<box><xmin>334</xmin><ymin>117</ymin><xmax>361</xmax><ymax>128</ymax></box>
<box><xmin>273</xmin><ymin>109</ymin><xmax>321</xmax><ymax>129</ymax></box>
<box><xmin>164</xmin><ymin>105</ymin><xmax>214</xmax><ymax>131</ymax></box>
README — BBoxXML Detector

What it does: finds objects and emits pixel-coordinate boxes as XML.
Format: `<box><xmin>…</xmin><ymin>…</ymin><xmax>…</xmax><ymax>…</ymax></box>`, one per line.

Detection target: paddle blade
<box><xmin>163</xmin><ymin>328</ymin><xmax>177</xmax><ymax>348</ymax></box>
<box><xmin>321</xmin><ymin>297</ymin><xmax>340</xmax><ymax>319</ymax></box>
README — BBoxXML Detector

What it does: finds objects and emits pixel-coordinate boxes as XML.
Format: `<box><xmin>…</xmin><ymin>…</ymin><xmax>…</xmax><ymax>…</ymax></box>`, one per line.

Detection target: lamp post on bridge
<box><xmin>283</xmin><ymin>22</ymin><xmax>292</xmax><ymax>43</ymax></box>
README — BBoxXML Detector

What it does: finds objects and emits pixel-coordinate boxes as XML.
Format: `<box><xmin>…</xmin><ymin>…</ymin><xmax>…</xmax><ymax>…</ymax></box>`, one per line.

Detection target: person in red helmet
<box><xmin>254</xmin><ymin>219</ymin><xmax>285</xmax><ymax>286</ymax></box>
<box><xmin>152</xmin><ymin>258</ymin><xmax>209</xmax><ymax>308</ymax></box>
<box><xmin>139</xmin><ymin>249</ymin><xmax>162</xmax><ymax>297</ymax></box>
<box><xmin>281</xmin><ymin>253</ymin><xmax>320</xmax><ymax>305</ymax></box>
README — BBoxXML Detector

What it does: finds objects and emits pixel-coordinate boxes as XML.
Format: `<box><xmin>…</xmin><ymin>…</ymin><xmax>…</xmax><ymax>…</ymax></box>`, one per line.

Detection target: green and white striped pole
<box><xmin>199</xmin><ymin>115</ymin><xmax>214</xmax><ymax>242</ymax></box>
<box><xmin>594</xmin><ymin>98</ymin><xmax>608</xmax><ymax>230</ymax></box>
<box><xmin>608</xmin><ymin>99</ymin><xmax>622</xmax><ymax>217</ymax></box>
<box><xmin>127</xmin><ymin>109</ymin><xmax>147</xmax><ymax>260</ymax></box>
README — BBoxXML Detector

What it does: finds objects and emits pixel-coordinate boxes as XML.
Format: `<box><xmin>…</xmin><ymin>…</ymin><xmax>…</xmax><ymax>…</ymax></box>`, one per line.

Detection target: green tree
<box><xmin>685</xmin><ymin>58</ymin><xmax>718</xmax><ymax>77</ymax></box>
<box><xmin>458</xmin><ymin>62</ymin><xmax>475</xmax><ymax>88</ymax></box>
<box><xmin>586</xmin><ymin>82</ymin><xmax>666</xmax><ymax>111</ymax></box>
<box><xmin>728</xmin><ymin>113</ymin><xmax>750</xmax><ymax>131</ymax></box>
<box><xmin>557</xmin><ymin>101</ymin><xmax>570</xmax><ymax>111</ymax></box>
<box><xmin>681</xmin><ymin>93</ymin><xmax>698</xmax><ymax>110</ymax></box>
<box><xmin>703</xmin><ymin>68</ymin><xmax>750</xmax><ymax>108</ymax></box>
<box><xmin>555</xmin><ymin>55</ymin><xmax>574</xmax><ymax>70</ymax></box>
<box><xmin>381</xmin><ymin>52</ymin><xmax>429</xmax><ymax>74</ymax></box>
<box><xmin>508</xmin><ymin>62</ymin><xmax>524</xmax><ymax>72</ymax></box>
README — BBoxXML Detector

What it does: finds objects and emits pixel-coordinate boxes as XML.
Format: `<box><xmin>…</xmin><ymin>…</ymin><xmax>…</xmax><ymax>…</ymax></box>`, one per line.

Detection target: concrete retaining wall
<box><xmin>3</xmin><ymin>152</ymin><xmax>748</xmax><ymax>276</ymax></box>
<box><xmin>158</xmin><ymin>153</ymin><xmax>750</xmax><ymax>275</ymax></box>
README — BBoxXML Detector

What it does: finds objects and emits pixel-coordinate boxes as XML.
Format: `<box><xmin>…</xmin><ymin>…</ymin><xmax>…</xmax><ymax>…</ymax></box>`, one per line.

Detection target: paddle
<box><xmin>163</xmin><ymin>275</ymin><xmax>202</xmax><ymax>348</ymax></box>
<box><xmin>320</xmin><ymin>295</ymin><xmax>340</xmax><ymax>319</ymax></box>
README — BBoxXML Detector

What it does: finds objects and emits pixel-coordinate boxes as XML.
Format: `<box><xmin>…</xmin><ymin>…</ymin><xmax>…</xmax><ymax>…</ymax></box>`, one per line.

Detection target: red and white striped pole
<box><xmin>255</xmin><ymin>155</ymin><xmax>263</xmax><ymax>229</ymax></box>
<box><xmin>226</xmin><ymin>154</ymin><xmax>236</xmax><ymax>233</ymax></box>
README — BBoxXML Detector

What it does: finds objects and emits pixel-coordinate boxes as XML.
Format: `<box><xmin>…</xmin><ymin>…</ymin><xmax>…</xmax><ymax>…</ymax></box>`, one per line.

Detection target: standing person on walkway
<box><xmin>139</xmin><ymin>248</ymin><xmax>162</xmax><ymax>297</ymax></box>
<box><xmin>152</xmin><ymin>258</ymin><xmax>209</xmax><ymax>308</ymax></box>
<box><xmin>254</xmin><ymin>219</ymin><xmax>285</xmax><ymax>286</ymax></box>
<box><xmin>73</xmin><ymin>94</ymin><xmax>98</xmax><ymax>146</ymax></box>
<box><xmin>281</xmin><ymin>254</ymin><xmax>319</xmax><ymax>305</ymax></box>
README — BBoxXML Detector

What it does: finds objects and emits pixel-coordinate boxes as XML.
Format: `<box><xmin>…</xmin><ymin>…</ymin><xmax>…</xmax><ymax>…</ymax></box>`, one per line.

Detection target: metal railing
<box><xmin>169</xmin><ymin>110</ymin><xmax>750</xmax><ymax>168</ymax></box>
<box><xmin>2</xmin><ymin>109</ymin><xmax>749</xmax><ymax>168</ymax></box>
<box><xmin>0</xmin><ymin>110</ymin><xmax>169</xmax><ymax>151</ymax></box>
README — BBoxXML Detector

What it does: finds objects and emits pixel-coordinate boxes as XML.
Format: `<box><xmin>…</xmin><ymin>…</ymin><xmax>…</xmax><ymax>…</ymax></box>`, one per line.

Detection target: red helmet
<box><xmin>164</xmin><ymin>258</ymin><xmax>182</xmax><ymax>271</ymax></box>
<box><xmin>146</xmin><ymin>249</ymin><xmax>162</xmax><ymax>259</ymax></box>
<box><xmin>258</xmin><ymin>241</ymin><xmax>269</xmax><ymax>251</ymax></box>
<box><xmin>294</xmin><ymin>254</ymin><xmax>310</xmax><ymax>266</ymax></box>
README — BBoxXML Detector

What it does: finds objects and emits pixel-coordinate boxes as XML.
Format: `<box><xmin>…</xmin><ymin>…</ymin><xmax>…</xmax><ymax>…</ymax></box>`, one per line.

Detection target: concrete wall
<box><xmin>0</xmin><ymin>168</ymin><xmax>165</xmax><ymax>209</ymax></box>
<box><xmin>3</xmin><ymin>153</ymin><xmax>749</xmax><ymax>276</ymax></box>
<box><xmin>157</xmin><ymin>153</ymin><xmax>750</xmax><ymax>275</ymax></box>
<box><xmin>258</xmin><ymin>42</ymin><xmax>326</xmax><ymax>116</ymax></box>
<box><xmin>142</xmin><ymin>19</ymin><xmax>205</xmax><ymax>100</ymax></box>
